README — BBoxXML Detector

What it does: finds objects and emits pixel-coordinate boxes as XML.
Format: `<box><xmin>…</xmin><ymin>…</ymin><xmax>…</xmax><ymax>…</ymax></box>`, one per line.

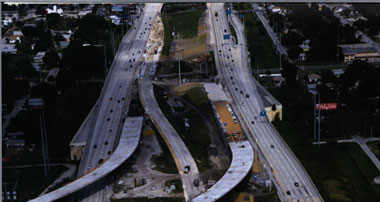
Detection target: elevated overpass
<box><xmin>29</xmin><ymin>117</ymin><xmax>144</xmax><ymax>202</ymax></box>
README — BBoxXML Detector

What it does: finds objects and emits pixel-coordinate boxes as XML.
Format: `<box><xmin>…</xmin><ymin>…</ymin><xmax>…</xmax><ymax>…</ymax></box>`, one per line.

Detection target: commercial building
<box><xmin>339</xmin><ymin>43</ymin><xmax>380</xmax><ymax>63</ymax></box>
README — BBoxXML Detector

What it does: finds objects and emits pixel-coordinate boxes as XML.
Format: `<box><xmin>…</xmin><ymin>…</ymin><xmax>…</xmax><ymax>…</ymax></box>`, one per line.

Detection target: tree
<box><xmin>74</xmin><ymin>14</ymin><xmax>108</xmax><ymax>44</ymax></box>
<box><xmin>35</xmin><ymin>6</ymin><xmax>46</xmax><ymax>16</ymax></box>
<box><xmin>46</xmin><ymin>13</ymin><xmax>61</xmax><ymax>30</ymax></box>
<box><xmin>43</xmin><ymin>51</ymin><xmax>60</xmax><ymax>69</ymax></box>
<box><xmin>281</xmin><ymin>56</ymin><xmax>298</xmax><ymax>83</ymax></box>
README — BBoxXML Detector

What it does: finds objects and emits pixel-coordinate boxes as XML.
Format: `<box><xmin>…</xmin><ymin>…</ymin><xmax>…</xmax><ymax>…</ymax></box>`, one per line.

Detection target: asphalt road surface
<box><xmin>209</xmin><ymin>3</ymin><xmax>323</xmax><ymax>202</ymax></box>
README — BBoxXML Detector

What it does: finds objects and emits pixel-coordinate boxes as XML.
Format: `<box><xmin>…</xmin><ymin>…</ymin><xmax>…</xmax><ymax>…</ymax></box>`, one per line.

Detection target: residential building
<box><xmin>33</xmin><ymin>51</ymin><xmax>46</xmax><ymax>63</ymax></box>
<box><xmin>2</xmin><ymin>44</ymin><xmax>17</xmax><ymax>54</ymax></box>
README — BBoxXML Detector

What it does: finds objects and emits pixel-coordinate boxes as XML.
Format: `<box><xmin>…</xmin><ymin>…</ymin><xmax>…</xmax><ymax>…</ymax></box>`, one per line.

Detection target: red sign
<box><xmin>316</xmin><ymin>103</ymin><xmax>337</xmax><ymax>111</ymax></box>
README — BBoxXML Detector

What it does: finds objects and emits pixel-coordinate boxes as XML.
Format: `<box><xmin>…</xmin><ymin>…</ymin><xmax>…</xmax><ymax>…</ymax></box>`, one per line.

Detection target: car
<box><xmin>254</xmin><ymin>116</ymin><xmax>257</xmax><ymax>120</ymax></box>
<box><xmin>87</xmin><ymin>166</ymin><xmax>91</xmax><ymax>169</ymax></box>
<box><xmin>134</xmin><ymin>27</ymin><xmax>136</xmax><ymax>29</ymax></box>
<box><xmin>138</xmin><ymin>51</ymin><xmax>141</xmax><ymax>54</ymax></box>
<box><xmin>246</xmin><ymin>94</ymin><xmax>250</xmax><ymax>98</ymax></box>
<box><xmin>194</xmin><ymin>179</ymin><xmax>200</xmax><ymax>186</ymax></box>
<box><xmin>230</xmin><ymin>76</ymin><xmax>233</xmax><ymax>79</ymax></box>
<box><xmin>235</xmin><ymin>88</ymin><xmax>238</xmax><ymax>91</ymax></box>
<box><xmin>145</xmin><ymin>28</ymin><xmax>147</xmax><ymax>30</ymax></box>
<box><xmin>184</xmin><ymin>165</ymin><xmax>190</xmax><ymax>174</ymax></box>
<box><xmin>251</xmin><ymin>121</ymin><xmax>254</xmax><ymax>124</ymax></box>
<box><xmin>107</xmin><ymin>151</ymin><xmax>111</xmax><ymax>155</ymax></box>
<box><xmin>224</xmin><ymin>29</ymin><xmax>227</xmax><ymax>32</ymax></box>
<box><xmin>93</xmin><ymin>145</ymin><xmax>97</xmax><ymax>149</ymax></box>
<box><xmin>240</xmin><ymin>90</ymin><xmax>243</xmax><ymax>94</ymax></box>
<box><xmin>227</xmin><ymin>56</ymin><xmax>229</xmax><ymax>59</ymax></box>
<box><xmin>149</xmin><ymin>23</ymin><xmax>151</xmax><ymax>26</ymax></box>
<box><xmin>295</xmin><ymin>182</ymin><xmax>299</xmax><ymax>187</ymax></box>
<box><xmin>231</xmin><ymin>68</ymin><xmax>233</xmax><ymax>71</ymax></box>
<box><xmin>109</xmin><ymin>129</ymin><xmax>112</xmax><ymax>133</ymax></box>
<box><xmin>132</xmin><ymin>53</ymin><xmax>135</xmax><ymax>56</ymax></box>
<box><xmin>121</xmin><ymin>97</ymin><xmax>125</xmax><ymax>100</ymax></box>
<box><xmin>241</xmin><ymin>102</ymin><xmax>245</xmax><ymax>106</ymax></box>
<box><xmin>286</xmin><ymin>191</ymin><xmax>291</xmax><ymax>195</ymax></box>
<box><xmin>232</xmin><ymin>82</ymin><xmax>235</xmax><ymax>85</ymax></box>
<box><xmin>232</xmin><ymin>60</ymin><xmax>234</xmax><ymax>62</ymax></box>
<box><xmin>219</xmin><ymin>50</ymin><xmax>222</xmax><ymax>53</ymax></box>
<box><xmin>133</xmin><ymin>58</ymin><xmax>135</xmax><ymax>62</ymax></box>
<box><xmin>129</xmin><ymin>59</ymin><xmax>132</xmax><ymax>62</ymax></box>
<box><xmin>229</xmin><ymin>48</ymin><xmax>231</xmax><ymax>51</ymax></box>
<box><xmin>130</xmin><ymin>65</ymin><xmax>133</xmax><ymax>68</ymax></box>
<box><xmin>107</xmin><ymin>118</ymin><xmax>110</xmax><ymax>121</ymax></box>
<box><xmin>110</xmin><ymin>109</ymin><xmax>113</xmax><ymax>113</ymax></box>
<box><xmin>271</xmin><ymin>145</ymin><xmax>275</xmax><ymax>148</ymax></box>
<box><xmin>98</xmin><ymin>159</ymin><xmax>104</xmax><ymax>165</ymax></box>
<box><xmin>110</xmin><ymin>98</ymin><xmax>113</xmax><ymax>101</ymax></box>
<box><xmin>105</xmin><ymin>141</ymin><xmax>108</xmax><ymax>145</ymax></box>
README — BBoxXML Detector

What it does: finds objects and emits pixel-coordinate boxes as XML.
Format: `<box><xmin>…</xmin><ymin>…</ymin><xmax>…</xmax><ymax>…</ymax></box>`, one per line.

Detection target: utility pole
<box><xmin>39</xmin><ymin>112</ymin><xmax>48</xmax><ymax>177</ymax></box>
<box><xmin>179</xmin><ymin>59</ymin><xmax>181</xmax><ymax>87</ymax></box>
<box><xmin>318</xmin><ymin>93</ymin><xmax>321</xmax><ymax>146</ymax></box>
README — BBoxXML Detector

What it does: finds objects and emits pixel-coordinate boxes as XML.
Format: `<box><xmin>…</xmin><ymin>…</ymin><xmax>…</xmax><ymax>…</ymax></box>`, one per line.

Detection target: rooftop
<box><xmin>339</xmin><ymin>44</ymin><xmax>379</xmax><ymax>55</ymax></box>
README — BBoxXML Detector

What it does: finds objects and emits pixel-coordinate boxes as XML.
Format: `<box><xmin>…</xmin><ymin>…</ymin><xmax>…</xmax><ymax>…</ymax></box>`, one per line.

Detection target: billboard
<box><xmin>316</xmin><ymin>103</ymin><xmax>337</xmax><ymax>111</ymax></box>
<box><xmin>112</xmin><ymin>6</ymin><xmax>124</xmax><ymax>12</ymax></box>
<box><xmin>223</xmin><ymin>34</ymin><xmax>230</xmax><ymax>40</ymax></box>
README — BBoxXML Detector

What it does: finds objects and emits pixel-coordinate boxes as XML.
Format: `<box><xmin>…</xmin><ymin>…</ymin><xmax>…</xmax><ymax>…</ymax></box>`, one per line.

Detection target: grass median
<box><xmin>274</xmin><ymin>120</ymin><xmax>380</xmax><ymax>202</ymax></box>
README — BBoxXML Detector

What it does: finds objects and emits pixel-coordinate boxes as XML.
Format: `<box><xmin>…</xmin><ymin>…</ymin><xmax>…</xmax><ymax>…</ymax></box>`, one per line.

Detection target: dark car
<box><xmin>246</xmin><ymin>94</ymin><xmax>250</xmax><ymax>98</ymax></box>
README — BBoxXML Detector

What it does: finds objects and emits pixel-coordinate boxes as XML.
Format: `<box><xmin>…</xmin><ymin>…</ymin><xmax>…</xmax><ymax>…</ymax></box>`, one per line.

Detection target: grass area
<box><xmin>274</xmin><ymin>120</ymin><xmax>380</xmax><ymax>202</ymax></box>
<box><xmin>151</xmin><ymin>125</ymin><xmax>178</xmax><ymax>174</ymax></box>
<box><xmin>229</xmin><ymin>23</ymin><xmax>238</xmax><ymax>44</ymax></box>
<box><xmin>164</xmin><ymin>179</ymin><xmax>183</xmax><ymax>194</ymax></box>
<box><xmin>161</xmin><ymin>9</ymin><xmax>206</xmax><ymax>56</ymax></box>
<box><xmin>153</xmin><ymin>85</ymin><xmax>212</xmax><ymax>172</ymax></box>
<box><xmin>241</xmin><ymin>4</ymin><xmax>279</xmax><ymax>70</ymax></box>
<box><xmin>3</xmin><ymin>166</ymin><xmax>67</xmax><ymax>202</ymax></box>
<box><xmin>112</xmin><ymin>198</ymin><xmax>185</xmax><ymax>202</ymax></box>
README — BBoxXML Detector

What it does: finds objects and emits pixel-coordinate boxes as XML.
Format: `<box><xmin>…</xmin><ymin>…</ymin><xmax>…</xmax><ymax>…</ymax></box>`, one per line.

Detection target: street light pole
<box><xmin>313</xmin><ymin>92</ymin><xmax>316</xmax><ymax>141</ymax></box>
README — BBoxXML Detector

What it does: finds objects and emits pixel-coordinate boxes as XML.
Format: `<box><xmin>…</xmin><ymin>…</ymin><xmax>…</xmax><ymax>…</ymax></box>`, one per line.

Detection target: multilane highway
<box><xmin>209</xmin><ymin>3</ymin><xmax>323</xmax><ymax>202</ymax></box>
<box><xmin>76</xmin><ymin>3</ymin><xmax>163</xmax><ymax>202</ymax></box>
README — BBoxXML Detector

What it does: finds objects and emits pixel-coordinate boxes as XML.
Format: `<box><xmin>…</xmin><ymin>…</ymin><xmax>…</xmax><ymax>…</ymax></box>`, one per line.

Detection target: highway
<box><xmin>75</xmin><ymin>3</ymin><xmax>163</xmax><ymax>202</ymax></box>
<box><xmin>139</xmin><ymin>62</ymin><xmax>205</xmax><ymax>201</ymax></box>
<box><xmin>209</xmin><ymin>3</ymin><xmax>323</xmax><ymax>202</ymax></box>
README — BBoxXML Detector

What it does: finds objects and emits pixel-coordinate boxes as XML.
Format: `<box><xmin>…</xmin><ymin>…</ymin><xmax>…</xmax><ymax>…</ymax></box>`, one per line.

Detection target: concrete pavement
<box><xmin>209</xmin><ymin>3</ymin><xmax>322</xmax><ymax>201</ymax></box>
<box><xmin>28</xmin><ymin>116</ymin><xmax>144</xmax><ymax>202</ymax></box>
<box><xmin>138</xmin><ymin>62</ymin><xmax>205</xmax><ymax>201</ymax></box>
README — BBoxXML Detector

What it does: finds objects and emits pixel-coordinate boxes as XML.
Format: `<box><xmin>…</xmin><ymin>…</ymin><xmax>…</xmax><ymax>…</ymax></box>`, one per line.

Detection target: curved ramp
<box><xmin>29</xmin><ymin>117</ymin><xmax>143</xmax><ymax>202</ymax></box>
<box><xmin>138</xmin><ymin>63</ymin><xmax>205</xmax><ymax>201</ymax></box>
<box><xmin>191</xmin><ymin>140</ymin><xmax>254</xmax><ymax>202</ymax></box>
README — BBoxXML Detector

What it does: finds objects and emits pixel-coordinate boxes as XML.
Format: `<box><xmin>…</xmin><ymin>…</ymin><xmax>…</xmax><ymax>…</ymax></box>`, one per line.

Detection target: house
<box><xmin>339</xmin><ymin>43</ymin><xmax>380</xmax><ymax>63</ymax></box>
<box><xmin>299</xmin><ymin>39</ymin><xmax>310</xmax><ymax>52</ymax></box>
<box><xmin>2</xmin><ymin>44</ymin><xmax>17</xmax><ymax>54</ymax></box>
<box><xmin>33</xmin><ymin>51</ymin><xmax>46</xmax><ymax>63</ymax></box>
<box><xmin>46</xmin><ymin>5</ymin><xmax>63</xmax><ymax>15</ymax></box>
<box><xmin>308</xmin><ymin>73</ymin><xmax>321</xmax><ymax>83</ymax></box>
<box><xmin>4</xmin><ymin>139</ymin><xmax>25</xmax><ymax>147</ymax></box>
<box><xmin>299</xmin><ymin>53</ymin><xmax>306</xmax><ymax>61</ymax></box>
<box><xmin>332</xmin><ymin>69</ymin><xmax>345</xmax><ymax>78</ymax></box>
<box><xmin>45</xmin><ymin>67</ymin><xmax>60</xmax><ymax>86</ymax></box>
<box><xmin>272</xmin><ymin>76</ymin><xmax>286</xmax><ymax>87</ymax></box>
